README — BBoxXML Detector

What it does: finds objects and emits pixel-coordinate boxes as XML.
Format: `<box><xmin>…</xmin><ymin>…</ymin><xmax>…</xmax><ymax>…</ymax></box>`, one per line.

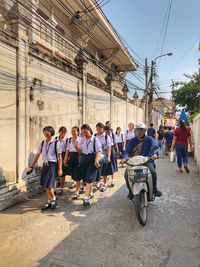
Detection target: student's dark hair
<box><xmin>104</xmin><ymin>125</ymin><xmax>111</xmax><ymax>131</ymax></box>
<box><xmin>180</xmin><ymin>120</ymin><xmax>186</xmax><ymax>131</ymax></box>
<box><xmin>81</xmin><ymin>124</ymin><xmax>93</xmax><ymax>135</ymax></box>
<box><xmin>115</xmin><ymin>127</ymin><xmax>121</xmax><ymax>134</ymax></box>
<box><xmin>150</xmin><ymin>123</ymin><xmax>153</xmax><ymax>127</ymax></box>
<box><xmin>72</xmin><ymin>126</ymin><xmax>80</xmax><ymax>133</ymax></box>
<box><xmin>164</xmin><ymin>126</ymin><xmax>168</xmax><ymax>130</ymax></box>
<box><xmin>43</xmin><ymin>126</ymin><xmax>55</xmax><ymax>136</ymax></box>
<box><xmin>59</xmin><ymin>126</ymin><xmax>67</xmax><ymax>132</ymax></box>
<box><xmin>96</xmin><ymin>122</ymin><xmax>105</xmax><ymax>129</ymax></box>
<box><xmin>105</xmin><ymin>121</ymin><xmax>111</xmax><ymax>125</ymax></box>
<box><xmin>168</xmin><ymin>126</ymin><xmax>172</xmax><ymax>130</ymax></box>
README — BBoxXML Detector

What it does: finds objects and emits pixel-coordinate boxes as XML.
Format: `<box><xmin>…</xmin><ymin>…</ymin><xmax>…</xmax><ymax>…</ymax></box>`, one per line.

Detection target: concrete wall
<box><xmin>86</xmin><ymin>85</ymin><xmax>145</xmax><ymax>131</ymax></box>
<box><xmin>0</xmin><ymin>41</ymin><xmax>17</xmax><ymax>185</ymax></box>
<box><xmin>192</xmin><ymin>114</ymin><xmax>200</xmax><ymax>174</ymax></box>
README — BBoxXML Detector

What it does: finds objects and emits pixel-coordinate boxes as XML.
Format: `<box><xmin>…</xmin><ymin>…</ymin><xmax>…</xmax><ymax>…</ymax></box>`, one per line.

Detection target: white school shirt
<box><xmin>95</xmin><ymin>133</ymin><xmax>111</xmax><ymax>150</ymax></box>
<box><xmin>115</xmin><ymin>133</ymin><xmax>124</xmax><ymax>143</ymax></box>
<box><xmin>55</xmin><ymin>136</ymin><xmax>68</xmax><ymax>152</ymax></box>
<box><xmin>37</xmin><ymin>137</ymin><xmax>62</xmax><ymax>163</ymax></box>
<box><xmin>109</xmin><ymin>132</ymin><xmax>117</xmax><ymax>146</ymax></box>
<box><xmin>67</xmin><ymin>136</ymin><xmax>81</xmax><ymax>152</ymax></box>
<box><xmin>124</xmin><ymin>130</ymin><xmax>135</xmax><ymax>140</ymax></box>
<box><xmin>79</xmin><ymin>136</ymin><xmax>102</xmax><ymax>155</ymax></box>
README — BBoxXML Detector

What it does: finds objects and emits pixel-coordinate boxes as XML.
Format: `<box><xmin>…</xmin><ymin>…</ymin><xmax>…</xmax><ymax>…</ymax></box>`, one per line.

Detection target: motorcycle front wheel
<box><xmin>134</xmin><ymin>190</ymin><xmax>148</xmax><ymax>226</ymax></box>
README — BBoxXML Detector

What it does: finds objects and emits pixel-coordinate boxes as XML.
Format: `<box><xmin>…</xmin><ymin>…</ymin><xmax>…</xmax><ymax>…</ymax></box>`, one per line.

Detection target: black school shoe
<box><xmin>184</xmin><ymin>166</ymin><xmax>190</xmax><ymax>173</ymax></box>
<box><xmin>41</xmin><ymin>203</ymin><xmax>51</xmax><ymax>211</ymax></box>
<box><xmin>127</xmin><ymin>191</ymin><xmax>134</xmax><ymax>200</ymax></box>
<box><xmin>56</xmin><ymin>190</ymin><xmax>63</xmax><ymax>195</ymax></box>
<box><xmin>154</xmin><ymin>190</ymin><xmax>163</xmax><ymax>197</ymax></box>
<box><xmin>83</xmin><ymin>198</ymin><xmax>90</xmax><ymax>207</ymax></box>
<box><xmin>50</xmin><ymin>200</ymin><xmax>57</xmax><ymax>210</ymax></box>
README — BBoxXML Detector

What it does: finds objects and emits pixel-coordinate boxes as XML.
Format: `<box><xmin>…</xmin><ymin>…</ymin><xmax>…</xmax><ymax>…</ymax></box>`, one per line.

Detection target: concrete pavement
<box><xmin>0</xmin><ymin>157</ymin><xmax>200</xmax><ymax>267</ymax></box>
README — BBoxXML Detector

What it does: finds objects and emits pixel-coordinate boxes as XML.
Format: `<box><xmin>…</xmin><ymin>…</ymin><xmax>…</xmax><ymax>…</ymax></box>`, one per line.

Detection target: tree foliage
<box><xmin>172</xmin><ymin>72</ymin><xmax>200</xmax><ymax>115</ymax></box>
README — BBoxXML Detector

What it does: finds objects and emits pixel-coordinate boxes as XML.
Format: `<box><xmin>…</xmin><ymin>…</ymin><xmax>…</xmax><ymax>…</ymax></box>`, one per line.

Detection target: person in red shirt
<box><xmin>171</xmin><ymin>120</ymin><xmax>193</xmax><ymax>173</ymax></box>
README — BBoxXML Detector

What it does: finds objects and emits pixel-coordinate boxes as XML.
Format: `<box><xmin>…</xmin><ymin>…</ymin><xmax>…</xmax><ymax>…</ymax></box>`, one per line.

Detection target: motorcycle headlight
<box><xmin>127</xmin><ymin>156</ymin><xmax>148</xmax><ymax>166</ymax></box>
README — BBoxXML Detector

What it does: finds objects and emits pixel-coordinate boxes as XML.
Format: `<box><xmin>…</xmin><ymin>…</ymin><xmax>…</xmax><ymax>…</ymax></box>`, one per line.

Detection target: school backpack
<box><xmin>40</xmin><ymin>139</ymin><xmax>59</xmax><ymax>158</ymax></box>
<box><xmin>94</xmin><ymin>133</ymin><xmax>108</xmax><ymax>145</ymax></box>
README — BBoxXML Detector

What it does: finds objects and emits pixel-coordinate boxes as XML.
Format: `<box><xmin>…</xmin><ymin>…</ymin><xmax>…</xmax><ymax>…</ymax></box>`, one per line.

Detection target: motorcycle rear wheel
<box><xmin>134</xmin><ymin>190</ymin><xmax>148</xmax><ymax>226</ymax></box>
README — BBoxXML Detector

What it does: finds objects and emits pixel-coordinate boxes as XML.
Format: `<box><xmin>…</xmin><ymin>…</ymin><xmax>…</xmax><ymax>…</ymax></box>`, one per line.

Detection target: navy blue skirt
<box><xmin>117</xmin><ymin>142</ymin><xmax>124</xmax><ymax>156</ymax></box>
<box><xmin>101</xmin><ymin>146</ymin><xmax>117</xmax><ymax>176</ymax></box>
<box><xmin>67</xmin><ymin>152</ymin><xmax>81</xmax><ymax>181</ymax></box>
<box><xmin>80</xmin><ymin>153</ymin><xmax>99</xmax><ymax>183</ymax></box>
<box><xmin>40</xmin><ymin>162</ymin><xmax>57</xmax><ymax>189</ymax></box>
<box><xmin>62</xmin><ymin>152</ymin><xmax>69</xmax><ymax>176</ymax></box>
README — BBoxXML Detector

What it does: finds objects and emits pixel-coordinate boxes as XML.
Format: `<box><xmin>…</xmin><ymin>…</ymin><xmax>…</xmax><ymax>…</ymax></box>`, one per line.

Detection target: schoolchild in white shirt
<box><xmin>79</xmin><ymin>124</ymin><xmax>101</xmax><ymax>206</ymax></box>
<box><xmin>124</xmin><ymin>122</ymin><xmax>135</xmax><ymax>148</ymax></box>
<box><xmin>55</xmin><ymin>126</ymin><xmax>68</xmax><ymax>195</ymax></box>
<box><xmin>102</xmin><ymin>125</ymin><xmax>118</xmax><ymax>190</ymax></box>
<box><xmin>115</xmin><ymin>127</ymin><xmax>125</xmax><ymax>167</ymax></box>
<box><xmin>27</xmin><ymin>126</ymin><xmax>62</xmax><ymax>210</ymax></box>
<box><xmin>64</xmin><ymin>126</ymin><xmax>81</xmax><ymax>200</ymax></box>
<box><xmin>95</xmin><ymin>122</ymin><xmax>111</xmax><ymax>190</ymax></box>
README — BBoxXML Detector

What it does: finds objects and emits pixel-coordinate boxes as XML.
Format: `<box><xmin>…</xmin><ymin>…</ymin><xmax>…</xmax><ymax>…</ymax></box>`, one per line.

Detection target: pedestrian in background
<box><xmin>157</xmin><ymin>125</ymin><xmax>165</xmax><ymax>148</ymax></box>
<box><xmin>171</xmin><ymin>120</ymin><xmax>193</xmax><ymax>173</ymax></box>
<box><xmin>147</xmin><ymin>123</ymin><xmax>156</xmax><ymax>139</ymax></box>
<box><xmin>164</xmin><ymin>126</ymin><xmax>174</xmax><ymax>157</ymax></box>
<box><xmin>124</xmin><ymin>122</ymin><xmax>135</xmax><ymax>148</ymax></box>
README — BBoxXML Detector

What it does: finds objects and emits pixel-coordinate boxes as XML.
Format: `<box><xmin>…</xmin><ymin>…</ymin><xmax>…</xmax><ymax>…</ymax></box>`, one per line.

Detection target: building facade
<box><xmin>0</xmin><ymin>0</ymin><xmax>146</xmax><ymax>210</ymax></box>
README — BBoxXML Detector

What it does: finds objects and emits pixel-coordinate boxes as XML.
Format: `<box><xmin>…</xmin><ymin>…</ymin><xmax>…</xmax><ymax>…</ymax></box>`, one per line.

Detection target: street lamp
<box><xmin>154</xmin><ymin>52</ymin><xmax>173</xmax><ymax>62</ymax></box>
<box><xmin>147</xmin><ymin>52</ymin><xmax>173</xmax><ymax>125</ymax></box>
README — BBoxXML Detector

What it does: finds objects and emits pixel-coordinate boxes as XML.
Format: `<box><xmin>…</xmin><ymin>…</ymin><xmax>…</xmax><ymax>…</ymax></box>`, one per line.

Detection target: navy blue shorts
<box><xmin>67</xmin><ymin>152</ymin><xmax>81</xmax><ymax>181</ymax></box>
<box><xmin>80</xmin><ymin>153</ymin><xmax>99</xmax><ymax>183</ymax></box>
<box><xmin>41</xmin><ymin>162</ymin><xmax>57</xmax><ymax>189</ymax></box>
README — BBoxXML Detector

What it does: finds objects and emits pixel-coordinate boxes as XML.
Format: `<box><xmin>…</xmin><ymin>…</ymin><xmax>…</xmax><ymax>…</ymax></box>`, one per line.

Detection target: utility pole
<box><xmin>171</xmin><ymin>79</ymin><xmax>175</xmax><ymax>93</ymax></box>
<box><xmin>148</xmin><ymin>60</ymin><xmax>154</xmax><ymax>124</ymax></box>
<box><xmin>144</xmin><ymin>58</ymin><xmax>149</xmax><ymax>124</ymax></box>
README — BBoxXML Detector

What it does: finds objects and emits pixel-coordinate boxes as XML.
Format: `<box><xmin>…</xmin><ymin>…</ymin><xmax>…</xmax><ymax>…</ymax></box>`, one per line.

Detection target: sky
<box><xmin>102</xmin><ymin>0</ymin><xmax>200</xmax><ymax>99</ymax></box>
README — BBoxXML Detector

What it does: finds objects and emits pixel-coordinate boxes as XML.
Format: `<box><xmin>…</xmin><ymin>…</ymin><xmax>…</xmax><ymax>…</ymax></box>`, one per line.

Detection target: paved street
<box><xmin>0</xmin><ymin>157</ymin><xmax>200</xmax><ymax>267</ymax></box>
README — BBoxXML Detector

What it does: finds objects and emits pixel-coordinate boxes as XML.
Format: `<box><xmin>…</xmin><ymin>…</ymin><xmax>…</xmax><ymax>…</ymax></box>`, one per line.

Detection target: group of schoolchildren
<box><xmin>28</xmin><ymin>121</ymin><xmax>136</xmax><ymax>210</ymax></box>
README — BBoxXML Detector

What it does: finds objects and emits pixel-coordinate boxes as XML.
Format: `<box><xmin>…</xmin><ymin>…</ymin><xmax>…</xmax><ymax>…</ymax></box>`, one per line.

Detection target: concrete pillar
<box><xmin>75</xmin><ymin>49</ymin><xmax>88</xmax><ymax>125</ymax></box>
<box><xmin>105</xmin><ymin>72</ymin><xmax>114</xmax><ymax>123</ymax></box>
<box><xmin>16</xmin><ymin>4</ymin><xmax>30</xmax><ymax>182</ymax></box>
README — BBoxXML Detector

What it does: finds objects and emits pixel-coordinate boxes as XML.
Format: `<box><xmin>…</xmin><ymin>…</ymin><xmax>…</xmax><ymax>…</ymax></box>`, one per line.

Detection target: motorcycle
<box><xmin>125</xmin><ymin>146</ymin><xmax>158</xmax><ymax>226</ymax></box>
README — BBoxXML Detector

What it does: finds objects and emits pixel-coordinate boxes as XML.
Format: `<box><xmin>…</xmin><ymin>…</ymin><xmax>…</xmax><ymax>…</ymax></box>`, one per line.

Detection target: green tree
<box><xmin>172</xmin><ymin>72</ymin><xmax>200</xmax><ymax>116</ymax></box>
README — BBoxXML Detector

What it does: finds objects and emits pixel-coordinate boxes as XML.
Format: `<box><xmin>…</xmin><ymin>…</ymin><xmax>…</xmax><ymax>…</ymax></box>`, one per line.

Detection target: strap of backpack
<box><xmin>112</xmin><ymin>133</ymin><xmax>115</xmax><ymax>143</ymax></box>
<box><xmin>40</xmin><ymin>140</ymin><xmax>44</xmax><ymax>153</ymax></box>
<box><xmin>93</xmin><ymin>137</ymin><xmax>96</xmax><ymax>153</ymax></box>
<box><xmin>54</xmin><ymin>140</ymin><xmax>58</xmax><ymax>159</ymax></box>
<box><xmin>121</xmin><ymin>133</ymin><xmax>123</xmax><ymax>142</ymax></box>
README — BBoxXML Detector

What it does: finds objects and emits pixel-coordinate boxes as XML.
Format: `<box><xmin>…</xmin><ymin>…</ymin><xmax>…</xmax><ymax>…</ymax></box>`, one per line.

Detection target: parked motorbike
<box><xmin>125</xmin><ymin>146</ymin><xmax>158</xmax><ymax>226</ymax></box>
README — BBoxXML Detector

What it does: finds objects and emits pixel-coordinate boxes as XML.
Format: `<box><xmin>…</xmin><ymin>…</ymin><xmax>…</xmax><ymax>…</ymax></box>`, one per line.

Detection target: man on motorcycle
<box><xmin>123</xmin><ymin>123</ymin><xmax>162</xmax><ymax>199</ymax></box>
